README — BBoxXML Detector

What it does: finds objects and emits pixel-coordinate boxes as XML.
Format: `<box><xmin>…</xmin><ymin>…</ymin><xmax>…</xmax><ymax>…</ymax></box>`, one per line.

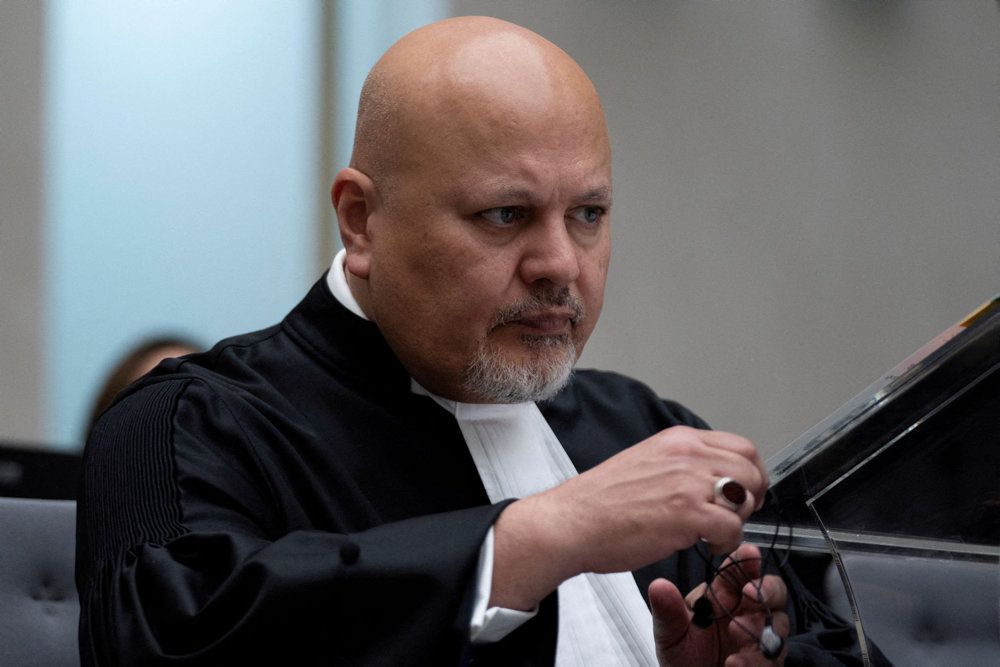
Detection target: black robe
<box><xmin>77</xmin><ymin>278</ymin><xmax>868</xmax><ymax>666</ymax></box>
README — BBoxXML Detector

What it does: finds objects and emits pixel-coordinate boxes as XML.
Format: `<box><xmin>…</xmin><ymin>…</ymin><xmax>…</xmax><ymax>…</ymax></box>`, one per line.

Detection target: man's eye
<box><xmin>480</xmin><ymin>206</ymin><xmax>522</xmax><ymax>226</ymax></box>
<box><xmin>571</xmin><ymin>206</ymin><xmax>605</xmax><ymax>224</ymax></box>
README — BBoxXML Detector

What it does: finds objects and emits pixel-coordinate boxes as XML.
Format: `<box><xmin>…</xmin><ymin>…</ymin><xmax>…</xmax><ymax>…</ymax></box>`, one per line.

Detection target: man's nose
<box><xmin>517</xmin><ymin>217</ymin><xmax>581</xmax><ymax>287</ymax></box>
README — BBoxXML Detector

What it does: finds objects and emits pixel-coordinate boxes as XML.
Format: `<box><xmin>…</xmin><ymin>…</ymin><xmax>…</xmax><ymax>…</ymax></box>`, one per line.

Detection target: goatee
<box><xmin>462</xmin><ymin>288</ymin><xmax>584</xmax><ymax>403</ymax></box>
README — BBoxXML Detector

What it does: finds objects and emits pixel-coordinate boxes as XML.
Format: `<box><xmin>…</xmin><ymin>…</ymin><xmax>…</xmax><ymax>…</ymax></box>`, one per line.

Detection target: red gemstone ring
<box><xmin>714</xmin><ymin>477</ymin><xmax>747</xmax><ymax>511</ymax></box>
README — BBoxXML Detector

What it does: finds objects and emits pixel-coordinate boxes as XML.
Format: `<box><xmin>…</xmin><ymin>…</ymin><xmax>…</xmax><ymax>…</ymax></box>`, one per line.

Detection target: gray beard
<box><xmin>463</xmin><ymin>333</ymin><xmax>576</xmax><ymax>403</ymax></box>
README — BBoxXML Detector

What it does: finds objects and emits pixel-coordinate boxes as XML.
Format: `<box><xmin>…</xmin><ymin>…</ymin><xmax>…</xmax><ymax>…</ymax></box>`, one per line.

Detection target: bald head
<box><xmin>333</xmin><ymin>17</ymin><xmax>613</xmax><ymax>402</ymax></box>
<box><xmin>350</xmin><ymin>16</ymin><xmax>609</xmax><ymax>195</ymax></box>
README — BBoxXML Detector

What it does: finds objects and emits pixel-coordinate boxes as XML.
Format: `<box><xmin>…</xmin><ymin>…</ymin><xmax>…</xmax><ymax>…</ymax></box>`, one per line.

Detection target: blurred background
<box><xmin>2</xmin><ymin>0</ymin><xmax>998</xmax><ymax>458</ymax></box>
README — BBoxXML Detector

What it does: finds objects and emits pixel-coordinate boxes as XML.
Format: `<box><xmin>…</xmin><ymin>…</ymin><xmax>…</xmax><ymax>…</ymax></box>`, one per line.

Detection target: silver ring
<box><xmin>714</xmin><ymin>477</ymin><xmax>747</xmax><ymax>511</ymax></box>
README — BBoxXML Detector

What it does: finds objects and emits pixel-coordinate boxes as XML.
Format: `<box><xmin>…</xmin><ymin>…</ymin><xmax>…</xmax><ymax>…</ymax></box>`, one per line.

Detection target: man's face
<box><xmin>350</xmin><ymin>35</ymin><xmax>612</xmax><ymax>403</ymax></box>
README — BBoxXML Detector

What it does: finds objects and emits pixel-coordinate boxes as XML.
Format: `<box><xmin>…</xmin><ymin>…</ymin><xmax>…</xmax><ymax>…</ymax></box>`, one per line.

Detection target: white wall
<box><xmin>0</xmin><ymin>0</ymin><xmax>447</xmax><ymax>449</ymax></box>
<box><xmin>451</xmin><ymin>0</ymin><xmax>1000</xmax><ymax>458</ymax></box>
<box><xmin>0</xmin><ymin>1</ymin><xmax>45</xmax><ymax>443</ymax></box>
<box><xmin>41</xmin><ymin>1</ymin><xmax>326</xmax><ymax>447</ymax></box>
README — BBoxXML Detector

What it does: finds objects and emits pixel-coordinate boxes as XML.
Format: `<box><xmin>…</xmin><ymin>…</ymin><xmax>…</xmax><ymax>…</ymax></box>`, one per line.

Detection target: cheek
<box><xmin>582</xmin><ymin>246</ymin><xmax>610</xmax><ymax>307</ymax></box>
<box><xmin>576</xmin><ymin>248</ymin><xmax>610</xmax><ymax>336</ymax></box>
<box><xmin>444</xmin><ymin>261</ymin><xmax>512</xmax><ymax>327</ymax></box>
<box><xmin>393</xmin><ymin>249</ymin><xmax>509</xmax><ymax>341</ymax></box>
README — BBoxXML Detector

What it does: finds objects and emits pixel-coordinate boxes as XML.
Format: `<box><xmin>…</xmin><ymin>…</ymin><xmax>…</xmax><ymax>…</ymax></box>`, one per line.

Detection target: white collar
<box><xmin>326</xmin><ymin>249</ymin><xmax>369</xmax><ymax>320</ymax></box>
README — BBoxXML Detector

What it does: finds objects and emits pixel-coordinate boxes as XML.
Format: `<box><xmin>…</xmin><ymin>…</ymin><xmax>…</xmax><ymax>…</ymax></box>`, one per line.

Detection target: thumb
<box><xmin>649</xmin><ymin>577</ymin><xmax>692</xmax><ymax>654</ymax></box>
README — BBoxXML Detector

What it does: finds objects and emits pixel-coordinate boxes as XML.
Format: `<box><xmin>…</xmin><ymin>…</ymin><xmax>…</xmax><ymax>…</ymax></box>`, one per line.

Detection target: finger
<box><xmin>731</xmin><ymin>543</ymin><xmax>763</xmax><ymax>580</ymax></box>
<box><xmin>699</xmin><ymin>507</ymin><xmax>747</xmax><ymax>555</ymax></box>
<box><xmin>703</xmin><ymin>470</ymin><xmax>766</xmax><ymax>518</ymax></box>
<box><xmin>746</xmin><ymin>574</ymin><xmax>788</xmax><ymax>613</ymax></box>
<box><xmin>683</xmin><ymin>580</ymin><xmax>710</xmax><ymax>606</ymax></box>
<box><xmin>726</xmin><ymin>609</ymin><xmax>788</xmax><ymax>644</ymax></box>
<box><xmin>738</xmin><ymin>490</ymin><xmax>758</xmax><ymax>521</ymax></box>
<box><xmin>710</xmin><ymin>484</ymin><xmax>758</xmax><ymax>522</ymax></box>
<box><xmin>698</xmin><ymin>430</ymin><xmax>768</xmax><ymax>487</ymax></box>
<box><xmin>659</xmin><ymin>426</ymin><xmax>768</xmax><ymax>513</ymax></box>
<box><xmin>698</xmin><ymin>429</ymin><xmax>760</xmax><ymax>459</ymax></box>
<box><xmin>717</xmin><ymin>474</ymin><xmax>765</xmax><ymax>514</ymax></box>
<box><xmin>726</xmin><ymin>611</ymin><xmax>789</xmax><ymax>665</ymax></box>
<box><xmin>711</xmin><ymin>543</ymin><xmax>763</xmax><ymax>592</ymax></box>
<box><xmin>649</xmin><ymin>578</ymin><xmax>693</xmax><ymax>654</ymax></box>
<box><xmin>768</xmin><ymin>612</ymin><xmax>790</xmax><ymax>645</ymax></box>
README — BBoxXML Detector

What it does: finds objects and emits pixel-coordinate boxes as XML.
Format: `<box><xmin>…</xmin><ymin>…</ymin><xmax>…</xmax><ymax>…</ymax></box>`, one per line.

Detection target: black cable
<box><xmin>686</xmin><ymin>488</ymin><xmax>792</xmax><ymax>662</ymax></box>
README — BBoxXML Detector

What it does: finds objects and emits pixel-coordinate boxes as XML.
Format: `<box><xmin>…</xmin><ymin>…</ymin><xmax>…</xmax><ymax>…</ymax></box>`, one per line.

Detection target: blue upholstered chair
<box><xmin>0</xmin><ymin>497</ymin><xmax>80</xmax><ymax>667</ymax></box>
<box><xmin>824</xmin><ymin>552</ymin><xmax>1000</xmax><ymax>666</ymax></box>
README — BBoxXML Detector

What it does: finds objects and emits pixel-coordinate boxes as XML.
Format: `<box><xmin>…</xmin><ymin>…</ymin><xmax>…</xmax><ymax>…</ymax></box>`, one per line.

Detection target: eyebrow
<box><xmin>472</xmin><ymin>184</ymin><xmax>613</xmax><ymax>207</ymax></box>
<box><xmin>578</xmin><ymin>186</ymin><xmax>613</xmax><ymax>206</ymax></box>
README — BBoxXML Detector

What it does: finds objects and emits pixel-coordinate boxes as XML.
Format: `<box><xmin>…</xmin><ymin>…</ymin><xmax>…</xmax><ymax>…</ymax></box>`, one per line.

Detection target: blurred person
<box><xmin>85</xmin><ymin>336</ymin><xmax>199</xmax><ymax>435</ymax></box>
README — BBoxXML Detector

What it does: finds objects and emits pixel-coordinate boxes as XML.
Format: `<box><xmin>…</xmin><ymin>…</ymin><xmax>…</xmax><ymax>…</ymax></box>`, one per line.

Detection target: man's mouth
<box><xmin>510</xmin><ymin>310</ymin><xmax>578</xmax><ymax>334</ymax></box>
<box><xmin>489</xmin><ymin>289</ymin><xmax>585</xmax><ymax>335</ymax></box>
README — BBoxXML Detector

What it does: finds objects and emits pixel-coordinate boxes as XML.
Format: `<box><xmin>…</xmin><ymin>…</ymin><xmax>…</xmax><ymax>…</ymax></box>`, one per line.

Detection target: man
<box><xmin>78</xmin><ymin>16</ymin><xmax>864</xmax><ymax>666</ymax></box>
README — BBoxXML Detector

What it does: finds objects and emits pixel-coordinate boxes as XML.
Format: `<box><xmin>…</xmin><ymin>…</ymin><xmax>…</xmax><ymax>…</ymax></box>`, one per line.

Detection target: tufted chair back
<box><xmin>0</xmin><ymin>497</ymin><xmax>80</xmax><ymax>667</ymax></box>
<box><xmin>825</xmin><ymin>552</ymin><xmax>1000</xmax><ymax>666</ymax></box>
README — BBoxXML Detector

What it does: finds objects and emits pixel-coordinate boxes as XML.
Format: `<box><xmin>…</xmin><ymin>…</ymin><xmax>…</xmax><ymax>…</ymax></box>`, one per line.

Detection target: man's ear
<box><xmin>332</xmin><ymin>167</ymin><xmax>379</xmax><ymax>280</ymax></box>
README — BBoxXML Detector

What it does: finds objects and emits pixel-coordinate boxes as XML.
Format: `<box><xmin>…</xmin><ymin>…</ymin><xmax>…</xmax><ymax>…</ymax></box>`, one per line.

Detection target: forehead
<box><xmin>405</xmin><ymin>128</ymin><xmax>612</xmax><ymax>217</ymax></box>
<box><xmin>405</xmin><ymin>103</ymin><xmax>610</xmax><ymax>199</ymax></box>
<box><xmin>383</xmin><ymin>30</ymin><xmax>611</xmax><ymax>186</ymax></box>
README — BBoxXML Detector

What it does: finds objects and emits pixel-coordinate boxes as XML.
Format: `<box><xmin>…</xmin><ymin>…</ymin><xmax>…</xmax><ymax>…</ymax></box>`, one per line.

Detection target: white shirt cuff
<box><xmin>469</xmin><ymin>527</ymin><xmax>539</xmax><ymax>644</ymax></box>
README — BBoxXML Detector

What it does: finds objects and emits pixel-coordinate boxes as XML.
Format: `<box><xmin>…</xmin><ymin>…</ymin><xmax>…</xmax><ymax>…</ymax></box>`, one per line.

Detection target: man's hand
<box><xmin>490</xmin><ymin>426</ymin><xmax>768</xmax><ymax>611</ymax></box>
<box><xmin>650</xmin><ymin>543</ymin><xmax>789</xmax><ymax>666</ymax></box>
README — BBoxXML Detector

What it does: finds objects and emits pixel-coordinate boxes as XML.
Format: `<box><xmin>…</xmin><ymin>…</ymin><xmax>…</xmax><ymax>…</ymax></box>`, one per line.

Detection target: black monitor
<box><xmin>0</xmin><ymin>442</ymin><xmax>81</xmax><ymax>499</ymax></box>
<box><xmin>745</xmin><ymin>295</ymin><xmax>999</xmax><ymax>666</ymax></box>
<box><xmin>748</xmin><ymin>295</ymin><xmax>1000</xmax><ymax>561</ymax></box>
